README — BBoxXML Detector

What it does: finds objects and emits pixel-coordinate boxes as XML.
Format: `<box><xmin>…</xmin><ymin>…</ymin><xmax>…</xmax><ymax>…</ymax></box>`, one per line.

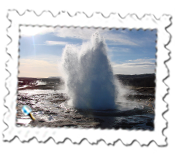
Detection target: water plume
<box><xmin>61</xmin><ymin>32</ymin><xmax>117</xmax><ymax>110</ymax></box>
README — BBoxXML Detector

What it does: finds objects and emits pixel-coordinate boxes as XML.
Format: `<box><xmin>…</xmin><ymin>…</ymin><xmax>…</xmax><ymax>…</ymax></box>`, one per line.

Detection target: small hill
<box><xmin>115</xmin><ymin>73</ymin><xmax>155</xmax><ymax>87</ymax></box>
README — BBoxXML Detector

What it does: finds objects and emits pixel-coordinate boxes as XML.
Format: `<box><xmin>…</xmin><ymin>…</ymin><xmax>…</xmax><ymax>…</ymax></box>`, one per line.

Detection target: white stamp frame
<box><xmin>3</xmin><ymin>10</ymin><xmax>171</xmax><ymax>145</ymax></box>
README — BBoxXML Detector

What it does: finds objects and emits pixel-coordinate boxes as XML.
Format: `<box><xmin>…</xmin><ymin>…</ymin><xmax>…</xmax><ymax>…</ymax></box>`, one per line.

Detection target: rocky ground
<box><xmin>16</xmin><ymin>91</ymin><xmax>154</xmax><ymax>130</ymax></box>
<box><xmin>16</xmin><ymin>93</ymin><xmax>99</xmax><ymax>127</ymax></box>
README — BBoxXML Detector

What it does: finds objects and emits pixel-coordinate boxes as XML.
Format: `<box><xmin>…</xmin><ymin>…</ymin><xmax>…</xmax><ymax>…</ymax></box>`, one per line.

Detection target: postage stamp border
<box><xmin>3</xmin><ymin>6</ymin><xmax>170</xmax><ymax>145</ymax></box>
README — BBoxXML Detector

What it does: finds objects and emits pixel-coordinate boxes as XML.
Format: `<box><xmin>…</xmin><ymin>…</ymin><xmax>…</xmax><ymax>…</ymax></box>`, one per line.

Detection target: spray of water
<box><xmin>114</xmin><ymin>78</ymin><xmax>146</xmax><ymax>111</ymax></box>
<box><xmin>115</xmin><ymin>78</ymin><xmax>129</xmax><ymax>103</ymax></box>
<box><xmin>61</xmin><ymin>32</ymin><xmax>117</xmax><ymax>110</ymax></box>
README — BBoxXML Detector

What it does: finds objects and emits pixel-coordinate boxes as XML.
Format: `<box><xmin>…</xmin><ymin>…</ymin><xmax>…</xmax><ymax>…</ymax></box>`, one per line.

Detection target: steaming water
<box><xmin>36</xmin><ymin>80</ymin><xmax>47</xmax><ymax>86</ymax></box>
<box><xmin>62</xmin><ymin>32</ymin><xmax>117</xmax><ymax>110</ymax></box>
<box><xmin>114</xmin><ymin>79</ymin><xmax>144</xmax><ymax>111</ymax></box>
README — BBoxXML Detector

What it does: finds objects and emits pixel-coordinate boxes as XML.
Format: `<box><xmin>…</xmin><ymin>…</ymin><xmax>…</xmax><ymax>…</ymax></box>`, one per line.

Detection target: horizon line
<box><xmin>18</xmin><ymin>73</ymin><xmax>155</xmax><ymax>79</ymax></box>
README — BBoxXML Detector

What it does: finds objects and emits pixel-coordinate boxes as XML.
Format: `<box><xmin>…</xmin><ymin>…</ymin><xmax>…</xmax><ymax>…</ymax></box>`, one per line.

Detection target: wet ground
<box><xmin>16</xmin><ymin>79</ymin><xmax>155</xmax><ymax>130</ymax></box>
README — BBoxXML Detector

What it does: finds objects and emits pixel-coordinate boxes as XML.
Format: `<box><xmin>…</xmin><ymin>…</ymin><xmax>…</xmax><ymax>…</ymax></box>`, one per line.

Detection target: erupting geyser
<box><xmin>62</xmin><ymin>32</ymin><xmax>117</xmax><ymax>110</ymax></box>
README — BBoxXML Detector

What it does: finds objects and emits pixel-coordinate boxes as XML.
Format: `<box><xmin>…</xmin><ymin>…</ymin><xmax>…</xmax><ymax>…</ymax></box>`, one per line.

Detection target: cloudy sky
<box><xmin>19</xmin><ymin>27</ymin><xmax>157</xmax><ymax>78</ymax></box>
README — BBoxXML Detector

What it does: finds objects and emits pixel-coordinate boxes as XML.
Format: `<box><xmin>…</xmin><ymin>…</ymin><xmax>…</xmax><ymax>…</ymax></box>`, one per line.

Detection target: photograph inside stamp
<box><xmin>16</xmin><ymin>27</ymin><xmax>156</xmax><ymax>130</ymax></box>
